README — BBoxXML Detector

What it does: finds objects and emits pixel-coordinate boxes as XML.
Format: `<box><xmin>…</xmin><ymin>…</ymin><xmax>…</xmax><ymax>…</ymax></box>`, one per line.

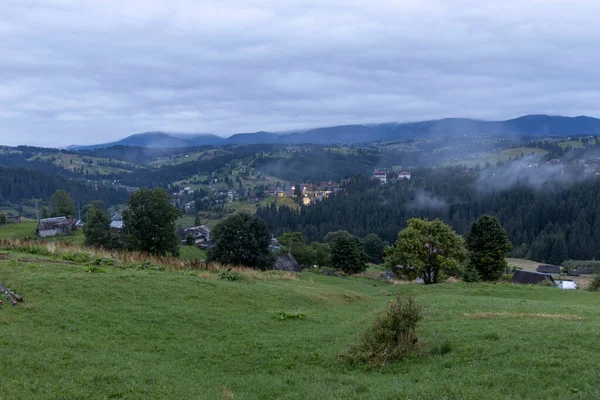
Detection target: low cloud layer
<box><xmin>2</xmin><ymin>0</ymin><xmax>600</xmax><ymax>146</ymax></box>
<box><xmin>476</xmin><ymin>158</ymin><xmax>584</xmax><ymax>192</ymax></box>
<box><xmin>408</xmin><ymin>190</ymin><xmax>447</xmax><ymax>210</ymax></box>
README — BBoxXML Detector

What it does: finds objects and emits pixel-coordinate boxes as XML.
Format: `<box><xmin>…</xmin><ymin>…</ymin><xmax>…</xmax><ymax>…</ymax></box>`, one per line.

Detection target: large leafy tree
<box><xmin>51</xmin><ymin>190</ymin><xmax>76</xmax><ymax>217</ymax></box>
<box><xmin>307</xmin><ymin>242</ymin><xmax>331</xmax><ymax>267</ymax></box>
<box><xmin>278</xmin><ymin>232</ymin><xmax>307</xmax><ymax>253</ymax></box>
<box><xmin>324</xmin><ymin>230</ymin><xmax>352</xmax><ymax>244</ymax></box>
<box><xmin>362</xmin><ymin>233</ymin><xmax>387</xmax><ymax>264</ymax></box>
<box><xmin>123</xmin><ymin>189</ymin><xmax>181</xmax><ymax>256</ymax></box>
<box><xmin>331</xmin><ymin>234</ymin><xmax>368</xmax><ymax>274</ymax></box>
<box><xmin>278</xmin><ymin>231</ymin><xmax>312</xmax><ymax>266</ymax></box>
<box><xmin>208</xmin><ymin>214</ymin><xmax>274</xmax><ymax>269</ymax></box>
<box><xmin>0</xmin><ymin>213</ymin><xmax>6</xmax><ymax>225</ymax></box>
<box><xmin>84</xmin><ymin>208</ymin><xmax>112</xmax><ymax>248</ymax></box>
<box><xmin>465</xmin><ymin>215</ymin><xmax>512</xmax><ymax>281</ymax></box>
<box><xmin>386</xmin><ymin>218</ymin><xmax>466</xmax><ymax>284</ymax></box>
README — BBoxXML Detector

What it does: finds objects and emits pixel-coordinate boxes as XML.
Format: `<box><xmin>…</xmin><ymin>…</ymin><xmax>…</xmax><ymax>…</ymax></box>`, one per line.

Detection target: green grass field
<box><xmin>558</xmin><ymin>140</ymin><xmax>585</xmax><ymax>149</ymax></box>
<box><xmin>1</xmin><ymin>252</ymin><xmax>599</xmax><ymax>399</ymax></box>
<box><xmin>0</xmin><ymin>221</ymin><xmax>38</xmax><ymax>239</ymax></box>
<box><xmin>0</xmin><ymin>222</ymin><xmax>84</xmax><ymax>245</ymax></box>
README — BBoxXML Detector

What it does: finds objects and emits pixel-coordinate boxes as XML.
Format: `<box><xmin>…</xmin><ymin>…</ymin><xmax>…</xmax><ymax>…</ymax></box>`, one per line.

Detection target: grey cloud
<box><xmin>408</xmin><ymin>190</ymin><xmax>447</xmax><ymax>210</ymax></box>
<box><xmin>476</xmin><ymin>158</ymin><xmax>583</xmax><ymax>192</ymax></box>
<box><xmin>2</xmin><ymin>0</ymin><xmax>600</xmax><ymax>146</ymax></box>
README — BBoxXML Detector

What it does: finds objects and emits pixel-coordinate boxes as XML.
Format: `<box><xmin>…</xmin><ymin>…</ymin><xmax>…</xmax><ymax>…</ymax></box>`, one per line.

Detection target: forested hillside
<box><xmin>257</xmin><ymin>168</ymin><xmax>600</xmax><ymax>265</ymax></box>
<box><xmin>0</xmin><ymin>167</ymin><xmax>130</xmax><ymax>211</ymax></box>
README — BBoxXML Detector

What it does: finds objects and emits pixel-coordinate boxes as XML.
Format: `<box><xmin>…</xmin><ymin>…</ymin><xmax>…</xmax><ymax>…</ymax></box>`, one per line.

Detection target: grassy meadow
<box><xmin>0</xmin><ymin>221</ymin><xmax>85</xmax><ymax>245</ymax></box>
<box><xmin>1</xmin><ymin>249</ymin><xmax>599</xmax><ymax>399</ymax></box>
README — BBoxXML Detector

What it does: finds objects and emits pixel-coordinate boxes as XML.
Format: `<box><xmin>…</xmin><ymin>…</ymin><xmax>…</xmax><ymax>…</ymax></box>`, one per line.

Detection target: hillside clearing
<box><xmin>1</xmin><ymin>252</ymin><xmax>599</xmax><ymax>399</ymax></box>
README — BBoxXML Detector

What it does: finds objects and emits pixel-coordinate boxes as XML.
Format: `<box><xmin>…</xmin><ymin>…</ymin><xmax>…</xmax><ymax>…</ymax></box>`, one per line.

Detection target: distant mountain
<box><xmin>224</xmin><ymin>131</ymin><xmax>281</xmax><ymax>145</ymax></box>
<box><xmin>68</xmin><ymin>132</ymin><xmax>224</xmax><ymax>150</ymax></box>
<box><xmin>68</xmin><ymin>115</ymin><xmax>600</xmax><ymax>149</ymax></box>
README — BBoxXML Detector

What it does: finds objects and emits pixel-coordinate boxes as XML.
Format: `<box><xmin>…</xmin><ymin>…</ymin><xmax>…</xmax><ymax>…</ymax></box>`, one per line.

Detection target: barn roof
<box><xmin>272</xmin><ymin>254</ymin><xmax>301</xmax><ymax>272</ymax></box>
<box><xmin>511</xmin><ymin>270</ymin><xmax>555</xmax><ymax>285</ymax></box>
<box><xmin>37</xmin><ymin>217</ymin><xmax>69</xmax><ymax>230</ymax></box>
<box><xmin>576</xmin><ymin>267</ymin><xmax>596</xmax><ymax>275</ymax></box>
<box><xmin>537</xmin><ymin>264</ymin><xmax>561</xmax><ymax>274</ymax></box>
<box><xmin>109</xmin><ymin>221</ymin><xmax>124</xmax><ymax>229</ymax></box>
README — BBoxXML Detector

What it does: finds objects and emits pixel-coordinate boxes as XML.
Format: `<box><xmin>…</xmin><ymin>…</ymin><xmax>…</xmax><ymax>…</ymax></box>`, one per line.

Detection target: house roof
<box><xmin>576</xmin><ymin>267</ymin><xmax>596</xmax><ymax>275</ymax></box>
<box><xmin>272</xmin><ymin>254</ymin><xmax>301</xmax><ymax>272</ymax></box>
<box><xmin>37</xmin><ymin>217</ymin><xmax>69</xmax><ymax>230</ymax></box>
<box><xmin>110</xmin><ymin>221</ymin><xmax>124</xmax><ymax>229</ymax></box>
<box><xmin>111</xmin><ymin>212</ymin><xmax>122</xmax><ymax>221</ymax></box>
<box><xmin>511</xmin><ymin>270</ymin><xmax>555</xmax><ymax>285</ymax></box>
<box><xmin>536</xmin><ymin>264</ymin><xmax>561</xmax><ymax>274</ymax></box>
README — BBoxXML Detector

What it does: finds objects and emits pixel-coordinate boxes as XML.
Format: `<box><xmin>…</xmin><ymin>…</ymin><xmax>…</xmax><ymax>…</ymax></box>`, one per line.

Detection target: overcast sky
<box><xmin>2</xmin><ymin>0</ymin><xmax>600</xmax><ymax>147</ymax></box>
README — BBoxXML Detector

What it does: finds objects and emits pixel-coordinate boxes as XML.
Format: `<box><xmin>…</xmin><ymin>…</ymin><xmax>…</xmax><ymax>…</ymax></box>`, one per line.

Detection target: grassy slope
<box><xmin>179</xmin><ymin>245</ymin><xmax>207</xmax><ymax>260</ymax></box>
<box><xmin>1</xmin><ymin>253</ymin><xmax>599</xmax><ymax>399</ymax></box>
<box><xmin>178</xmin><ymin>197</ymin><xmax>299</xmax><ymax>230</ymax></box>
<box><xmin>28</xmin><ymin>153</ymin><xmax>137</xmax><ymax>174</ymax></box>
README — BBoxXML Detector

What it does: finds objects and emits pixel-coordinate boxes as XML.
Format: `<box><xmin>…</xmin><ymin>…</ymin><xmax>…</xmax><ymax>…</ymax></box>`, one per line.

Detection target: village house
<box><xmin>373</xmin><ymin>169</ymin><xmax>387</xmax><ymax>184</ymax></box>
<box><xmin>36</xmin><ymin>217</ymin><xmax>74</xmax><ymax>237</ymax></box>
<box><xmin>4</xmin><ymin>213</ymin><xmax>21</xmax><ymax>223</ymax></box>
<box><xmin>227</xmin><ymin>189</ymin><xmax>236</xmax><ymax>202</ymax></box>
<box><xmin>109</xmin><ymin>220</ymin><xmax>125</xmax><ymax>233</ymax></box>
<box><xmin>398</xmin><ymin>171</ymin><xmax>412</xmax><ymax>180</ymax></box>
<box><xmin>184</xmin><ymin>201</ymin><xmax>195</xmax><ymax>212</ymax></box>
<box><xmin>178</xmin><ymin>225</ymin><xmax>211</xmax><ymax>246</ymax></box>
<box><xmin>269</xmin><ymin>237</ymin><xmax>281</xmax><ymax>252</ymax></box>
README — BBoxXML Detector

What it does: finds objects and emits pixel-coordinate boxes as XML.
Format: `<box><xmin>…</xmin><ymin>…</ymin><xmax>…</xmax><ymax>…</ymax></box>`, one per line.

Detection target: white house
<box><xmin>398</xmin><ymin>171</ymin><xmax>412</xmax><ymax>180</ymax></box>
<box><xmin>373</xmin><ymin>169</ymin><xmax>387</xmax><ymax>184</ymax></box>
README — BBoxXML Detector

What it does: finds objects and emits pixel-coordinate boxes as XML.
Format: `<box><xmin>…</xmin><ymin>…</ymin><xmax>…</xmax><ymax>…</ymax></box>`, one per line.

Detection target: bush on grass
<box><xmin>589</xmin><ymin>275</ymin><xmax>600</xmax><ymax>292</ymax></box>
<box><xmin>341</xmin><ymin>294</ymin><xmax>424</xmax><ymax>367</ymax></box>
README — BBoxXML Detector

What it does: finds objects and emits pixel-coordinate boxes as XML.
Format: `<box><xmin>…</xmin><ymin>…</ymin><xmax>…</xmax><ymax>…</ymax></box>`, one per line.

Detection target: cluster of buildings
<box><xmin>173</xmin><ymin>186</ymin><xmax>195</xmax><ymax>196</ymax></box>
<box><xmin>271</xmin><ymin>183</ymin><xmax>344</xmax><ymax>206</ymax></box>
<box><xmin>372</xmin><ymin>169</ymin><xmax>412</xmax><ymax>184</ymax></box>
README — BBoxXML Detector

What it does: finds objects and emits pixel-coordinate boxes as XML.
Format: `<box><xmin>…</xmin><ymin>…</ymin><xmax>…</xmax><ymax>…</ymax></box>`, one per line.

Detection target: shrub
<box><xmin>537</xmin><ymin>280</ymin><xmax>555</xmax><ymax>287</ymax></box>
<box><xmin>462</xmin><ymin>265</ymin><xmax>480</xmax><ymax>283</ymax></box>
<box><xmin>589</xmin><ymin>275</ymin><xmax>600</xmax><ymax>292</ymax></box>
<box><xmin>218</xmin><ymin>270</ymin><xmax>238</xmax><ymax>281</ymax></box>
<box><xmin>341</xmin><ymin>294</ymin><xmax>424</xmax><ymax>367</ymax></box>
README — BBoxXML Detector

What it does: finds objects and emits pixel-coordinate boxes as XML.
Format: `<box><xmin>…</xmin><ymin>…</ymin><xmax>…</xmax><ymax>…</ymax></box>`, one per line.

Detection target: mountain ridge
<box><xmin>68</xmin><ymin>114</ymin><xmax>600</xmax><ymax>149</ymax></box>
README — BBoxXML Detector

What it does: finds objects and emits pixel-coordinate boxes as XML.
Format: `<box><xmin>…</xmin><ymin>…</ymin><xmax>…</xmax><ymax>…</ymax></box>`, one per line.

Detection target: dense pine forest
<box><xmin>0</xmin><ymin>166</ymin><xmax>130</xmax><ymax>211</ymax></box>
<box><xmin>256</xmin><ymin>167</ymin><xmax>600</xmax><ymax>265</ymax></box>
